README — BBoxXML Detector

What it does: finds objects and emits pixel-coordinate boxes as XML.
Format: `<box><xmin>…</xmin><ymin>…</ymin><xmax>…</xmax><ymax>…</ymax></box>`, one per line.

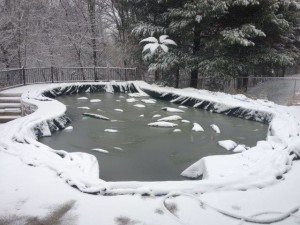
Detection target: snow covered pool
<box><xmin>40</xmin><ymin>92</ymin><xmax>268</xmax><ymax>181</ymax></box>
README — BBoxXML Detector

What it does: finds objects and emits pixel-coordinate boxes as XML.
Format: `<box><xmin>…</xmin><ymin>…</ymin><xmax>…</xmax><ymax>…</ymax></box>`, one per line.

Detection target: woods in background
<box><xmin>0</xmin><ymin>0</ymin><xmax>299</xmax><ymax>88</ymax></box>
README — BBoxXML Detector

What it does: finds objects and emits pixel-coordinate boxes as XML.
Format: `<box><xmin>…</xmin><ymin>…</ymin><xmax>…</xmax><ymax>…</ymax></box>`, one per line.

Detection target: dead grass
<box><xmin>115</xmin><ymin>216</ymin><xmax>139</xmax><ymax>225</ymax></box>
<box><xmin>165</xmin><ymin>202</ymin><xmax>178</xmax><ymax>215</ymax></box>
<box><xmin>0</xmin><ymin>200</ymin><xmax>77</xmax><ymax>225</ymax></box>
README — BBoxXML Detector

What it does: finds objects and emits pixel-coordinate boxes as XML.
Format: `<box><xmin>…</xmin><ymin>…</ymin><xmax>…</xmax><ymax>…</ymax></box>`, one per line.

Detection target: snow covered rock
<box><xmin>192</xmin><ymin>123</ymin><xmax>204</xmax><ymax>132</ymax></box>
<box><xmin>158</xmin><ymin>115</ymin><xmax>183</xmax><ymax>122</ymax></box>
<box><xmin>114</xmin><ymin>109</ymin><xmax>124</xmax><ymax>112</ymax></box>
<box><xmin>218</xmin><ymin>140</ymin><xmax>237</xmax><ymax>151</ymax></box>
<box><xmin>82</xmin><ymin>113</ymin><xmax>110</xmax><ymax>121</ymax></box>
<box><xmin>148</xmin><ymin>122</ymin><xmax>178</xmax><ymax>128</ymax></box>
<box><xmin>134</xmin><ymin>104</ymin><xmax>146</xmax><ymax>108</ymax></box>
<box><xmin>161</xmin><ymin>107</ymin><xmax>184</xmax><ymax>113</ymax></box>
<box><xmin>104</xmin><ymin>129</ymin><xmax>118</xmax><ymax>133</ymax></box>
<box><xmin>210</xmin><ymin>124</ymin><xmax>221</xmax><ymax>134</ymax></box>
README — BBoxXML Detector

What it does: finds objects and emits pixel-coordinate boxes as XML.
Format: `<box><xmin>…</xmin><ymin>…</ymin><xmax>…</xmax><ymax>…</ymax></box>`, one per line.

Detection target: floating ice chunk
<box><xmin>192</xmin><ymin>123</ymin><xmax>204</xmax><ymax>132</ymax></box>
<box><xmin>91</xmin><ymin>148</ymin><xmax>109</xmax><ymax>154</ymax></box>
<box><xmin>148</xmin><ymin>122</ymin><xmax>178</xmax><ymax>128</ymax></box>
<box><xmin>77</xmin><ymin>106</ymin><xmax>90</xmax><ymax>110</ymax></box>
<box><xmin>77</xmin><ymin>97</ymin><xmax>88</xmax><ymax>100</ymax></box>
<box><xmin>181</xmin><ymin>120</ymin><xmax>191</xmax><ymax>123</ymax></box>
<box><xmin>162</xmin><ymin>107</ymin><xmax>184</xmax><ymax>113</ymax></box>
<box><xmin>141</xmin><ymin>99</ymin><xmax>156</xmax><ymax>104</ymax></box>
<box><xmin>158</xmin><ymin>115</ymin><xmax>183</xmax><ymax>121</ymax></box>
<box><xmin>134</xmin><ymin>104</ymin><xmax>146</xmax><ymax>108</ymax></box>
<box><xmin>83</xmin><ymin>113</ymin><xmax>110</xmax><ymax>121</ymax></box>
<box><xmin>97</xmin><ymin>109</ymin><xmax>103</xmax><ymax>112</ymax></box>
<box><xmin>139</xmin><ymin>114</ymin><xmax>144</xmax><ymax>118</ymax></box>
<box><xmin>113</xmin><ymin>147</ymin><xmax>123</xmax><ymax>151</ymax></box>
<box><xmin>210</xmin><ymin>124</ymin><xmax>221</xmax><ymax>134</ymax></box>
<box><xmin>233</xmin><ymin>145</ymin><xmax>247</xmax><ymax>153</ymax></box>
<box><xmin>116</xmin><ymin>100</ymin><xmax>121</xmax><ymax>102</ymax></box>
<box><xmin>126</xmin><ymin>98</ymin><xmax>138</xmax><ymax>103</ymax></box>
<box><xmin>218</xmin><ymin>140</ymin><xmax>237</xmax><ymax>151</ymax></box>
<box><xmin>105</xmin><ymin>129</ymin><xmax>119</xmax><ymax>133</ymax></box>
<box><xmin>90</xmin><ymin>99</ymin><xmax>101</xmax><ymax>103</ymax></box>
<box><xmin>128</xmin><ymin>93</ymin><xmax>146</xmax><ymax>98</ymax></box>
<box><xmin>114</xmin><ymin>109</ymin><xmax>124</xmax><ymax>112</ymax></box>
<box><xmin>173</xmin><ymin>129</ymin><xmax>182</xmax><ymax>133</ymax></box>
<box><xmin>119</xmin><ymin>96</ymin><xmax>125</xmax><ymax>98</ymax></box>
<box><xmin>64</xmin><ymin>126</ymin><xmax>73</xmax><ymax>131</ymax></box>
<box><xmin>152</xmin><ymin>114</ymin><xmax>161</xmax><ymax>118</ymax></box>
<box><xmin>178</xmin><ymin>106</ymin><xmax>188</xmax><ymax>109</ymax></box>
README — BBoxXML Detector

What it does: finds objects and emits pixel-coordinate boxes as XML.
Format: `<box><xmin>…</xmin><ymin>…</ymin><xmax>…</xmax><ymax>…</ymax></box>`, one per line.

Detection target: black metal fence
<box><xmin>0</xmin><ymin>67</ymin><xmax>137</xmax><ymax>90</ymax></box>
<box><xmin>1</xmin><ymin>67</ymin><xmax>299</xmax><ymax>105</ymax></box>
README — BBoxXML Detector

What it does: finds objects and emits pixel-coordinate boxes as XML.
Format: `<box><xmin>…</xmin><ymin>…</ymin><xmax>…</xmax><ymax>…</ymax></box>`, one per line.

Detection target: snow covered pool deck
<box><xmin>0</xmin><ymin>81</ymin><xmax>299</xmax><ymax>196</ymax></box>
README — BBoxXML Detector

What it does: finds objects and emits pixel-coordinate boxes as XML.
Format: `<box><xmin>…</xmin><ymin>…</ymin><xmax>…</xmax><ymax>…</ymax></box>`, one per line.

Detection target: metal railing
<box><xmin>0</xmin><ymin>67</ymin><xmax>137</xmax><ymax>90</ymax></box>
<box><xmin>1</xmin><ymin>67</ymin><xmax>299</xmax><ymax>105</ymax></box>
<box><xmin>147</xmin><ymin>75</ymin><xmax>300</xmax><ymax>106</ymax></box>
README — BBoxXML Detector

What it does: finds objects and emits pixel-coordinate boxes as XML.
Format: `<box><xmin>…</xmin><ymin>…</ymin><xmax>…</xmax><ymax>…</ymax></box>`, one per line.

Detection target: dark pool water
<box><xmin>40</xmin><ymin>92</ymin><xmax>268</xmax><ymax>181</ymax></box>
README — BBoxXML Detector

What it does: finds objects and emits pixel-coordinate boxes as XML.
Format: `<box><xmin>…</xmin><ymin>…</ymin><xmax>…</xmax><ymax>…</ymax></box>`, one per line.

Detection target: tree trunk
<box><xmin>190</xmin><ymin>69</ymin><xmax>198</xmax><ymax>88</ymax></box>
<box><xmin>88</xmin><ymin>0</ymin><xmax>97</xmax><ymax>67</ymax></box>
<box><xmin>175</xmin><ymin>66</ymin><xmax>179</xmax><ymax>88</ymax></box>
<box><xmin>190</xmin><ymin>24</ymin><xmax>201</xmax><ymax>88</ymax></box>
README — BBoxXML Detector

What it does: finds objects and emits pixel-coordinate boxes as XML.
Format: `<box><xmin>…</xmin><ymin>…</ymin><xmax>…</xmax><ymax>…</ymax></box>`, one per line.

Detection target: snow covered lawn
<box><xmin>0</xmin><ymin>81</ymin><xmax>299</xmax><ymax>225</ymax></box>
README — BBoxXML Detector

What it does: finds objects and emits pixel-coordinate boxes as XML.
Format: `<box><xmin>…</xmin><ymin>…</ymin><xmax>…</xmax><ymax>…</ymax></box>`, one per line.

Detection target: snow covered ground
<box><xmin>0</xmin><ymin>81</ymin><xmax>300</xmax><ymax>225</ymax></box>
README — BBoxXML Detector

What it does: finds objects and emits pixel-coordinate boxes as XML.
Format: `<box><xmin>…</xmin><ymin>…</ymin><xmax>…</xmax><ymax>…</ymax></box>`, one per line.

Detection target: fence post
<box><xmin>94</xmin><ymin>66</ymin><xmax>97</xmax><ymax>82</ymax></box>
<box><xmin>22</xmin><ymin>67</ymin><xmax>26</xmax><ymax>85</ymax></box>
<box><xmin>51</xmin><ymin>66</ymin><xmax>54</xmax><ymax>83</ymax></box>
<box><xmin>134</xmin><ymin>68</ymin><xmax>137</xmax><ymax>80</ymax></box>
<box><xmin>106</xmin><ymin>66</ymin><xmax>109</xmax><ymax>81</ymax></box>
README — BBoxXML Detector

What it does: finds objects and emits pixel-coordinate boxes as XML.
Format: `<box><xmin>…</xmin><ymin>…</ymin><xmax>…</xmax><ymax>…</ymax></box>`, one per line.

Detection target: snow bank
<box><xmin>0</xmin><ymin>81</ymin><xmax>299</xmax><ymax>196</ymax></box>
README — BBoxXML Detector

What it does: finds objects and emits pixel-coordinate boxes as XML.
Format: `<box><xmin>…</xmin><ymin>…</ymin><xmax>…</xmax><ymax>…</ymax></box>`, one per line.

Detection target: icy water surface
<box><xmin>40</xmin><ymin>92</ymin><xmax>268</xmax><ymax>181</ymax></box>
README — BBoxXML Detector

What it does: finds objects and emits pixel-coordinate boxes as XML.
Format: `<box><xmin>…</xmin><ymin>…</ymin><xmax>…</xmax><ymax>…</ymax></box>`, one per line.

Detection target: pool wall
<box><xmin>0</xmin><ymin>81</ymin><xmax>299</xmax><ymax>195</ymax></box>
